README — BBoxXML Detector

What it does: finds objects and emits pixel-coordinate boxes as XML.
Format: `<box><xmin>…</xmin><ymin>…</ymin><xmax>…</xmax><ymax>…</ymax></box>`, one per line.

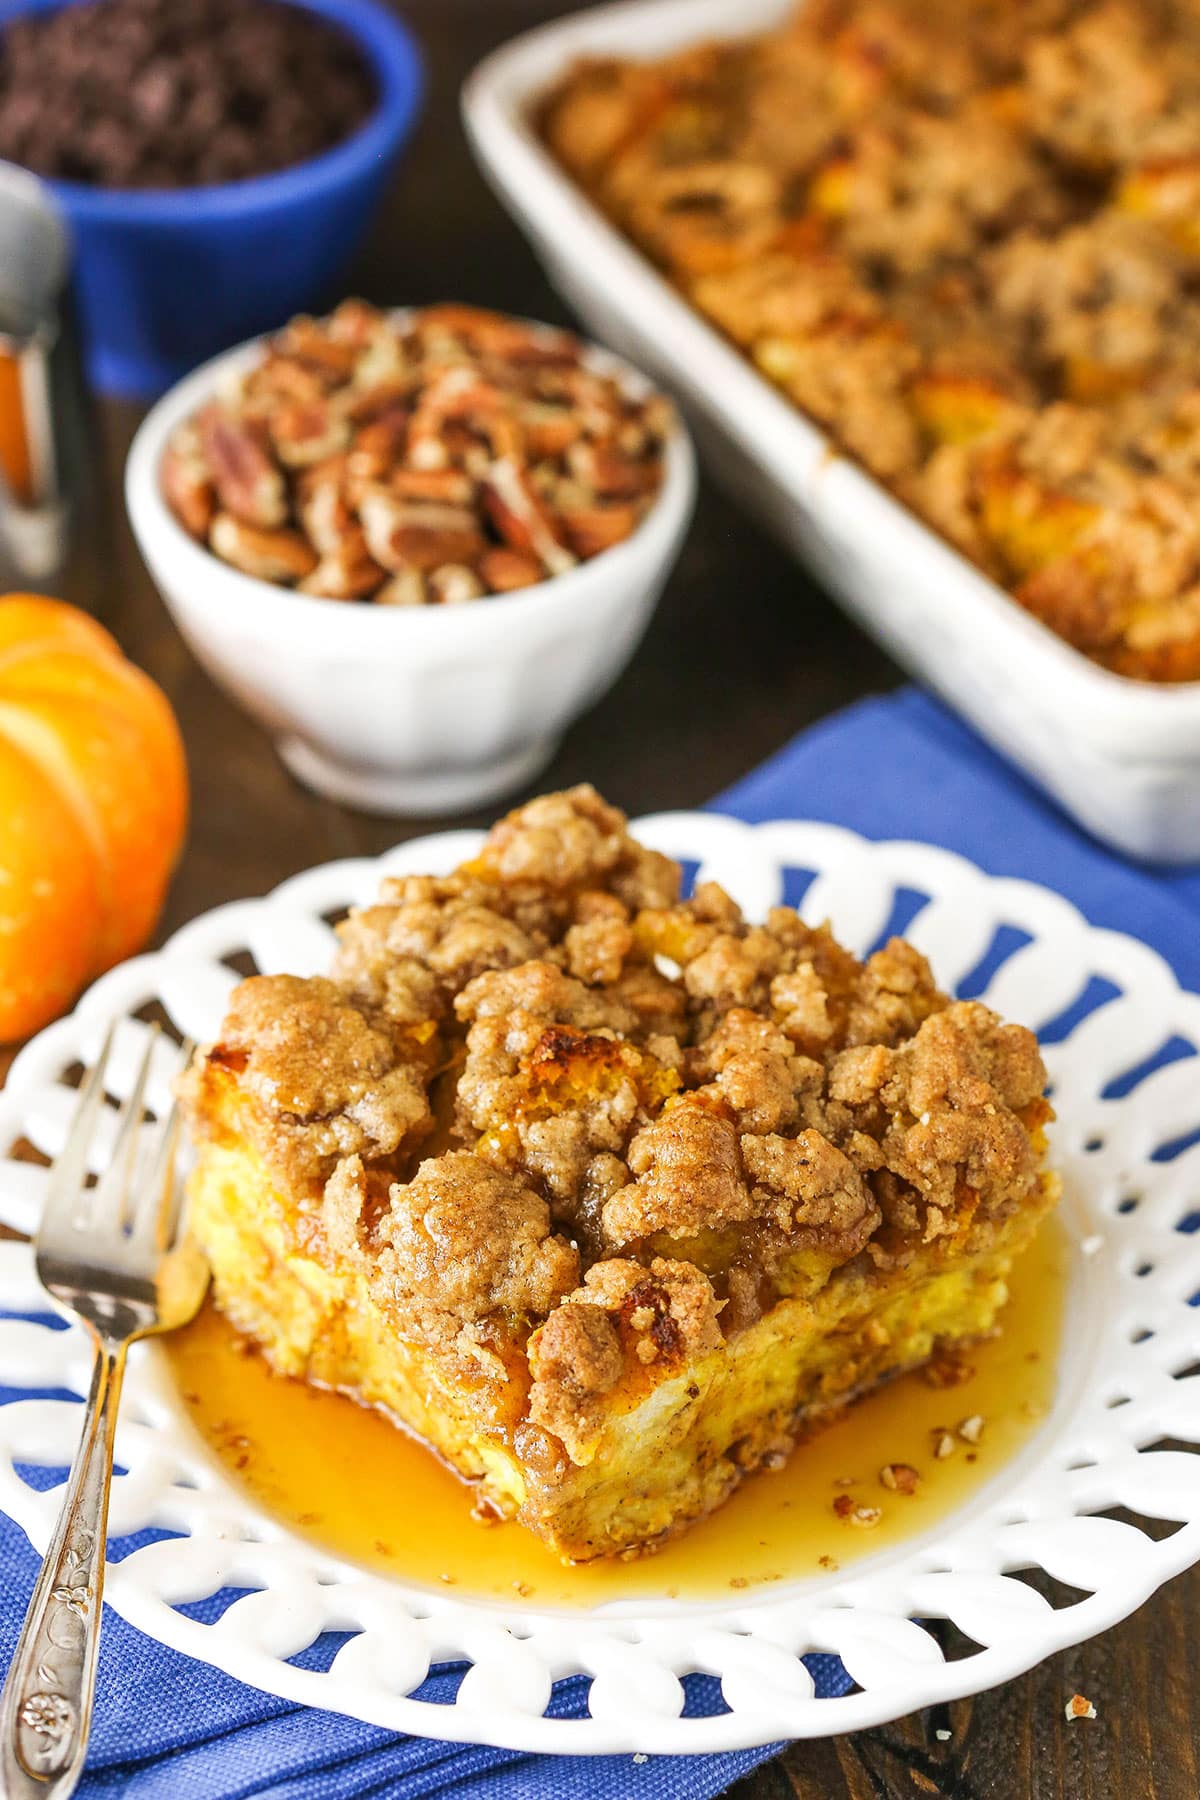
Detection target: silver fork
<box><xmin>0</xmin><ymin>1025</ymin><xmax>209</xmax><ymax>1800</ymax></box>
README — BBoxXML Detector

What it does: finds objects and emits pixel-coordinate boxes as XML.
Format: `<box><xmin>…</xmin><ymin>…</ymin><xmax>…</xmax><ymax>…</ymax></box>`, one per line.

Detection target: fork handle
<box><xmin>0</xmin><ymin>1334</ymin><xmax>126</xmax><ymax>1800</ymax></box>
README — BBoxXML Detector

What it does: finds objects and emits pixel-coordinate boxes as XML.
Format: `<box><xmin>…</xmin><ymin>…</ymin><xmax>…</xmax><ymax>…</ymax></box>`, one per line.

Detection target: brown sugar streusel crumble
<box><xmin>541</xmin><ymin>0</ymin><xmax>1200</xmax><ymax>681</ymax></box>
<box><xmin>161</xmin><ymin>302</ymin><xmax>672</xmax><ymax>604</ymax></box>
<box><xmin>179</xmin><ymin>786</ymin><xmax>1060</xmax><ymax>1561</ymax></box>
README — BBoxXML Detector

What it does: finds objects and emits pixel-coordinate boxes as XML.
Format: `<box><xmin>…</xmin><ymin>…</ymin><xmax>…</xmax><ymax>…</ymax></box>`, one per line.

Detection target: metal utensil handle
<box><xmin>0</xmin><ymin>1335</ymin><xmax>126</xmax><ymax>1800</ymax></box>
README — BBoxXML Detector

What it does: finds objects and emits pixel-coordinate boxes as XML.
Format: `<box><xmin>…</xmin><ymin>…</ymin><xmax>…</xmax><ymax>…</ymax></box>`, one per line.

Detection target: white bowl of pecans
<box><xmin>125</xmin><ymin>301</ymin><xmax>695</xmax><ymax>814</ymax></box>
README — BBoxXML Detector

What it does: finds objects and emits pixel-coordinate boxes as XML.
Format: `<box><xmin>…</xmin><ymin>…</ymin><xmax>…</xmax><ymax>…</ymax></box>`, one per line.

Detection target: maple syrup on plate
<box><xmin>161</xmin><ymin>1217</ymin><xmax>1069</xmax><ymax>1607</ymax></box>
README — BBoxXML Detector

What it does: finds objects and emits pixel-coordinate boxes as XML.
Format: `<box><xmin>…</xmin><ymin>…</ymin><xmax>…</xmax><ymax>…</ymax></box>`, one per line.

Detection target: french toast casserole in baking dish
<box><xmin>539</xmin><ymin>0</ymin><xmax>1200</xmax><ymax>684</ymax></box>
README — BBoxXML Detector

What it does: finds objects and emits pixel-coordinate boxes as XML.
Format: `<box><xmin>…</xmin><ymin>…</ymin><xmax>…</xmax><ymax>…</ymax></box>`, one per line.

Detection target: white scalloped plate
<box><xmin>2</xmin><ymin>814</ymin><xmax>1200</xmax><ymax>1755</ymax></box>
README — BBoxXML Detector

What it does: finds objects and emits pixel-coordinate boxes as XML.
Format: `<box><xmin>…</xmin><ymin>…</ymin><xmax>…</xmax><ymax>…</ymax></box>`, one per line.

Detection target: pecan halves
<box><xmin>269</xmin><ymin>399</ymin><xmax>350</xmax><ymax>468</ymax></box>
<box><xmin>567</xmin><ymin>439</ymin><xmax>660</xmax><ymax>499</ymax></box>
<box><xmin>209</xmin><ymin>513</ymin><xmax>318</xmax><ymax>582</ymax></box>
<box><xmin>482</xmin><ymin>458</ymin><xmax>578</xmax><ymax>577</ymax></box>
<box><xmin>273</xmin><ymin>314</ymin><xmax>359</xmax><ymax>383</ymax></box>
<box><xmin>296</xmin><ymin>458</ymin><xmax>354</xmax><ymax>554</ymax></box>
<box><xmin>161</xmin><ymin>423</ymin><xmax>215</xmax><ymax>539</ymax></box>
<box><xmin>418</xmin><ymin>303</ymin><xmax>575</xmax><ymax>364</ymax></box>
<box><xmin>242</xmin><ymin>353</ymin><xmax>329</xmax><ymax>412</ymax></box>
<box><xmin>407</xmin><ymin>366</ymin><xmax>523</xmax><ymax>468</ymax></box>
<box><xmin>389</xmin><ymin>466</ymin><xmax>476</xmax><ymax>506</ymax></box>
<box><xmin>428</xmin><ymin>563</ymin><xmax>486</xmax><ymax>605</ymax></box>
<box><xmin>522</xmin><ymin>402</ymin><xmax>587</xmax><ymax>459</ymax></box>
<box><xmin>296</xmin><ymin>527</ymin><xmax>386</xmax><ymax>599</ymax></box>
<box><xmin>358</xmin><ymin>489</ymin><xmax>487</xmax><ymax>573</ymax></box>
<box><xmin>376</xmin><ymin>569</ymin><xmax>428</xmax><ymax>606</ymax></box>
<box><xmin>199</xmin><ymin>406</ymin><xmax>288</xmax><ymax>528</ymax></box>
<box><xmin>479</xmin><ymin>546</ymin><xmax>544</xmax><ymax>592</ymax></box>
<box><xmin>348</xmin><ymin>413</ymin><xmax>409</xmax><ymax>466</ymax></box>
<box><xmin>343</xmin><ymin>380</ymin><xmax>413</xmax><ymax>427</ymax></box>
<box><xmin>327</xmin><ymin>297</ymin><xmax>390</xmax><ymax>348</ymax></box>
<box><xmin>560</xmin><ymin>501</ymin><xmax>643</xmax><ymax>559</ymax></box>
<box><xmin>166</xmin><ymin>302</ymin><xmax>670</xmax><ymax>603</ymax></box>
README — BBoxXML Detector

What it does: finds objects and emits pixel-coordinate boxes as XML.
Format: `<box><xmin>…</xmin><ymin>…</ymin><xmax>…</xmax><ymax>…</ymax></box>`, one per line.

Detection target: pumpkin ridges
<box><xmin>0</xmin><ymin>696</ymin><xmax>116</xmax><ymax>948</ymax></box>
<box><xmin>0</xmin><ymin>594</ymin><xmax>121</xmax><ymax>667</ymax></box>
<box><xmin>0</xmin><ymin>688</ymin><xmax>184</xmax><ymax>970</ymax></box>
<box><xmin>0</xmin><ymin>736</ymin><xmax>103</xmax><ymax>1040</ymax></box>
<box><xmin>0</xmin><ymin>646</ymin><xmax>189</xmax><ymax>855</ymax></box>
<box><xmin>0</xmin><ymin>593</ymin><xmax>189</xmax><ymax>1041</ymax></box>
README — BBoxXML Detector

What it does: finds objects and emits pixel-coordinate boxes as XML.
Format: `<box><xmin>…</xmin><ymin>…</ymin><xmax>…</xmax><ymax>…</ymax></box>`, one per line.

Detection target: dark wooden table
<box><xmin>26</xmin><ymin>3</ymin><xmax>1200</xmax><ymax>1795</ymax></box>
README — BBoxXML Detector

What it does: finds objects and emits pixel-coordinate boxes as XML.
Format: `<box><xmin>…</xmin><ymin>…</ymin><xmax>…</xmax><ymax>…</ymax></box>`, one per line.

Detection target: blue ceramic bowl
<box><xmin>0</xmin><ymin>0</ymin><xmax>423</xmax><ymax>396</ymax></box>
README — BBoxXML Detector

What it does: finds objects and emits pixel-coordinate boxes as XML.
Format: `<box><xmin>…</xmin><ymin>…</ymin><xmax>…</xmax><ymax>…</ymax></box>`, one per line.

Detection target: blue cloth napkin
<box><xmin>713</xmin><ymin>689</ymin><xmax>1200</xmax><ymax>981</ymax></box>
<box><xmin>4</xmin><ymin>684</ymin><xmax>1200</xmax><ymax>1798</ymax></box>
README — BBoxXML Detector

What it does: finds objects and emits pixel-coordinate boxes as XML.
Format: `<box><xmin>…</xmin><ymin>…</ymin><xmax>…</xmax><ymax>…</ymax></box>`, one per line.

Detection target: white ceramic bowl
<box><xmin>463</xmin><ymin>0</ymin><xmax>1200</xmax><ymax>863</ymax></box>
<box><xmin>125</xmin><ymin>324</ymin><xmax>695</xmax><ymax>816</ymax></box>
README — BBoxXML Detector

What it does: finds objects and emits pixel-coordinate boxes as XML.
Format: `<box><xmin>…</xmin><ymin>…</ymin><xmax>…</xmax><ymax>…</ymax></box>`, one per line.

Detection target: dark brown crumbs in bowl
<box><xmin>0</xmin><ymin>0</ymin><xmax>376</xmax><ymax>189</ymax></box>
<box><xmin>160</xmin><ymin>300</ymin><xmax>674</xmax><ymax>604</ymax></box>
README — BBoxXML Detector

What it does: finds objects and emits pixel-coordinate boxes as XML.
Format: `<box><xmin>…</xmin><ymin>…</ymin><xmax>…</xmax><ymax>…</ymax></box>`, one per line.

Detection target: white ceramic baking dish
<box><xmin>463</xmin><ymin>0</ymin><xmax>1200</xmax><ymax>864</ymax></box>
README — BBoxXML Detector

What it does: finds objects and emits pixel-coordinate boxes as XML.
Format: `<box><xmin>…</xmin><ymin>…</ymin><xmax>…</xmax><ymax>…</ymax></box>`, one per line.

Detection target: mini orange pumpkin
<box><xmin>0</xmin><ymin>594</ymin><xmax>188</xmax><ymax>1041</ymax></box>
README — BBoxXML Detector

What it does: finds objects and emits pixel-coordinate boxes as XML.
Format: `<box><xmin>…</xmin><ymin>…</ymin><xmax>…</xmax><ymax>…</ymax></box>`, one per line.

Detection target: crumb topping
<box><xmin>182</xmin><ymin>974</ymin><xmax>433</xmax><ymax>1186</ymax></box>
<box><xmin>469</xmin><ymin>785</ymin><xmax>677</xmax><ymax>909</ymax></box>
<box><xmin>181</xmin><ymin>786</ymin><xmax>1052</xmax><ymax>1464</ymax></box>
<box><xmin>830</xmin><ymin>1002</ymin><xmax>1046</xmax><ymax>1235</ymax></box>
<box><xmin>375</xmin><ymin>1152</ymin><xmax>579</xmax><ymax>1345</ymax></box>
<box><xmin>690</xmin><ymin>1006</ymin><xmax>809</xmax><ymax>1134</ymax></box>
<box><xmin>332</xmin><ymin>876</ymin><xmax>543</xmax><ymax>1024</ymax></box>
<box><xmin>604</xmin><ymin>1096</ymin><xmax>752</xmax><ymax>1242</ymax></box>
<box><xmin>741</xmin><ymin>1129</ymin><xmax>881</xmax><ymax>1254</ymax></box>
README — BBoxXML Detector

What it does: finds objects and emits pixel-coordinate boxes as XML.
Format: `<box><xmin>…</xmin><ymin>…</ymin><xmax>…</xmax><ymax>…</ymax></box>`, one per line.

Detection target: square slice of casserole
<box><xmin>179</xmin><ymin>786</ymin><xmax>1059</xmax><ymax>1562</ymax></box>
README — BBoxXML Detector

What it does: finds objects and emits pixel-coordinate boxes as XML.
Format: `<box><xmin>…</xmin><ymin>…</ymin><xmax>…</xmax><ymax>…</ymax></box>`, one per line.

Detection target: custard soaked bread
<box><xmin>180</xmin><ymin>788</ymin><xmax>1059</xmax><ymax>1562</ymax></box>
